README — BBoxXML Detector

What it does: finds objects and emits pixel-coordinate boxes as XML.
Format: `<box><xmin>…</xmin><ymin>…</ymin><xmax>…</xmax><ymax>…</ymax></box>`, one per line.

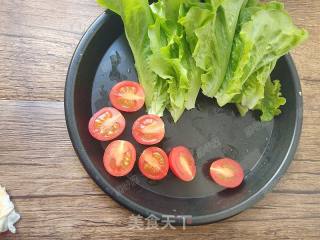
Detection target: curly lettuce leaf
<box><xmin>179</xmin><ymin>3</ymin><xmax>212</xmax><ymax>53</ymax></box>
<box><xmin>236</xmin><ymin>60</ymin><xmax>277</xmax><ymax>109</ymax></box>
<box><xmin>97</xmin><ymin>0</ymin><xmax>168</xmax><ymax>116</ymax></box>
<box><xmin>216</xmin><ymin>1</ymin><xmax>308</xmax><ymax>107</ymax></box>
<box><xmin>254</xmin><ymin>78</ymin><xmax>286</xmax><ymax>121</ymax></box>
<box><xmin>98</xmin><ymin>0</ymin><xmax>308</xmax><ymax>122</ymax></box>
<box><xmin>181</xmin><ymin>0</ymin><xmax>247</xmax><ymax>98</ymax></box>
<box><xmin>234</xmin><ymin>60</ymin><xmax>276</xmax><ymax>117</ymax></box>
<box><xmin>148</xmin><ymin>1</ymin><xmax>187</xmax><ymax>121</ymax></box>
<box><xmin>148</xmin><ymin>0</ymin><xmax>203</xmax><ymax>121</ymax></box>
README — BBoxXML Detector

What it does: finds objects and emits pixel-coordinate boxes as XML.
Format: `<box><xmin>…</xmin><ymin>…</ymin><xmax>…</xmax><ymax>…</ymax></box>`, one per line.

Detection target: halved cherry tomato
<box><xmin>139</xmin><ymin>147</ymin><xmax>169</xmax><ymax>180</ymax></box>
<box><xmin>132</xmin><ymin>115</ymin><xmax>165</xmax><ymax>145</ymax></box>
<box><xmin>109</xmin><ymin>81</ymin><xmax>145</xmax><ymax>112</ymax></box>
<box><xmin>210</xmin><ymin>158</ymin><xmax>244</xmax><ymax>188</ymax></box>
<box><xmin>88</xmin><ymin>107</ymin><xmax>125</xmax><ymax>141</ymax></box>
<box><xmin>103</xmin><ymin>140</ymin><xmax>136</xmax><ymax>177</ymax></box>
<box><xmin>169</xmin><ymin>146</ymin><xmax>196</xmax><ymax>182</ymax></box>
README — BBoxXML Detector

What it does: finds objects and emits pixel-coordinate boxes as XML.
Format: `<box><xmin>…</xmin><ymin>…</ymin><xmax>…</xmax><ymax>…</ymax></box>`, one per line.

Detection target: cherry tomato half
<box><xmin>88</xmin><ymin>107</ymin><xmax>125</xmax><ymax>141</ymax></box>
<box><xmin>139</xmin><ymin>147</ymin><xmax>169</xmax><ymax>180</ymax></box>
<box><xmin>210</xmin><ymin>158</ymin><xmax>244</xmax><ymax>188</ymax></box>
<box><xmin>103</xmin><ymin>140</ymin><xmax>136</xmax><ymax>177</ymax></box>
<box><xmin>132</xmin><ymin>115</ymin><xmax>165</xmax><ymax>145</ymax></box>
<box><xmin>169</xmin><ymin>146</ymin><xmax>196</xmax><ymax>182</ymax></box>
<box><xmin>109</xmin><ymin>81</ymin><xmax>145</xmax><ymax>112</ymax></box>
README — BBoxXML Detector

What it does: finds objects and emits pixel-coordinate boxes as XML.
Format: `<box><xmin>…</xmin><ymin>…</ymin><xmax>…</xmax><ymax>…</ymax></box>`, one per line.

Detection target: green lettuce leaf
<box><xmin>216</xmin><ymin>1</ymin><xmax>308</xmax><ymax>107</ymax></box>
<box><xmin>98</xmin><ymin>0</ymin><xmax>308</xmax><ymax>122</ymax></box>
<box><xmin>148</xmin><ymin>1</ymin><xmax>187</xmax><ymax>121</ymax></box>
<box><xmin>148</xmin><ymin>0</ymin><xmax>203</xmax><ymax>121</ymax></box>
<box><xmin>234</xmin><ymin>61</ymin><xmax>277</xmax><ymax>117</ymax></box>
<box><xmin>181</xmin><ymin>0</ymin><xmax>247</xmax><ymax>98</ymax></box>
<box><xmin>236</xmin><ymin>60</ymin><xmax>277</xmax><ymax>110</ymax></box>
<box><xmin>179</xmin><ymin>2</ymin><xmax>212</xmax><ymax>53</ymax></box>
<box><xmin>97</xmin><ymin>0</ymin><xmax>168</xmax><ymax>116</ymax></box>
<box><xmin>254</xmin><ymin>78</ymin><xmax>286</xmax><ymax>121</ymax></box>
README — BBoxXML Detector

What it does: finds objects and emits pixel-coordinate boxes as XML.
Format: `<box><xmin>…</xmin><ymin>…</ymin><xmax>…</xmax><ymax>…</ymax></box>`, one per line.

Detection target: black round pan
<box><xmin>65</xmin><ymin>12</ymin><xmax>303</xmax><ymax>225</ymax></box>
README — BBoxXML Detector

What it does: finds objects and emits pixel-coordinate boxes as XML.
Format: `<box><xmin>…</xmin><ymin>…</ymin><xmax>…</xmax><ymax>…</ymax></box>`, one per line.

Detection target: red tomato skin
<box><xmin>88</xmin><ymin>107</ymin><xmax>125</xmax><ymax>141</ymax></box>
<box><xmin>103</xmin><ymin>140</ymin><xmax>136</xmax><ymax>177</ymax></box>
<box><xmin>132</xmin><ymin>114</ymin><xmax>165</xmax><ymax>145</ymax></box>
<box><xmin>138</xmin><ymin>147</ymin><xmax>169</xmax><ymax>180</ymax></box>
<box><xmin>210</xmin><ymin>158</ymin><xmax>244</xmax><ymax>188</ymax></box>
<box><xmin>109</xmin><ymin>81</ymin><xmax>145</xmax><ymax>112</ymax></box>
<box><xmin>169</xmin><ymin>146</ymin><xmax>196</xmax><ymax>182</ymax></box>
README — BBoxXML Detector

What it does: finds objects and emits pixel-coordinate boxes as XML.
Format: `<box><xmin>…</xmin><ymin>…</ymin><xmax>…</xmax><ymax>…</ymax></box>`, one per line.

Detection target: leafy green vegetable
<box><xmin>98</xmin><ymin>0</ymin><xmax>203</xmax><ymax>121</ymax></box>
<box><xmin>97</xmin><ymin>0</ymin><xmax>308</xmax><ymax>122</ymax></box>
<box><xmin>148</xmin><ymin>0</ymin><xmax>189</xmax><ymax>121</ymax></box>
<box><xmin>225</xmin><ymin>1</ymin><xmax>307</xmax><ymax>120</ymax></box>
<box><xmin>235</xmin><ymin>61</ymin><xmax>277</xmax><ymax>111</ymax></box>
<box><xmin>216</xmin><ymin>1</ymin><xmax>308</xmax><ymax>109</ymax></box>
<box><xmin>148</xmin><ymin>0</ymin><xmax>204</xmax><ymax>121</ymax></box>
<box><xmin>97</xmin><ymin>0</ymin><xmax>168</xmax><ymax>116</ymax></box>
<box><xmin>181</xmin><ymin>0</ymin><xmax>248</xmax><ymax>97</ymax></box>
<box><xmin>253</xmin><ymin>78</ymin><xmax>286</xmax><ymax>121</ymax></box>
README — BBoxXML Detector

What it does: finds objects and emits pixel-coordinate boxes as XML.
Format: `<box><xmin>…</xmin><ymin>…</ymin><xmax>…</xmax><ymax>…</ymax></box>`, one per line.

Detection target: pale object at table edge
<box><xmin>0</xmin><ymin>185</ymin><xmax>20</xmax><ymax>234</ymax></box>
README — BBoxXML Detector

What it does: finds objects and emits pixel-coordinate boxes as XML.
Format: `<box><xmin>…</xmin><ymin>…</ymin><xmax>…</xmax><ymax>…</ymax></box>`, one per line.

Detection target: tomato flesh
<box><xmin>88</xmin><ymin>107</ymin><xmax>125</xmax><ymax>141</ymax></box>
<box><xmin>169</xmin><ymin>146</ymin><xmax>196</xmax><ymax>182</ymax></box>
<box><xmin>109</xmin><ymin>81</ymin><xmax>145</xmax><ymax>112</ymax></box>
<box><xmin>103</xmin><ymin>140</ymin><xmax>136</xmax><ymax>177</ymax></box>
<box><xmin>132</xmin><ymin>115</ymin><xmax>165</xmax><ymax>145</ymax></box>
<box><xmin>210</xmin><ymin>158</ymin><xmax>244</xmax><ymax>188</ymax></box>
<box><xmin>139</xmin><ymin>147</ymin><xmax>169</xmax><ymax>180</ymax></box>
